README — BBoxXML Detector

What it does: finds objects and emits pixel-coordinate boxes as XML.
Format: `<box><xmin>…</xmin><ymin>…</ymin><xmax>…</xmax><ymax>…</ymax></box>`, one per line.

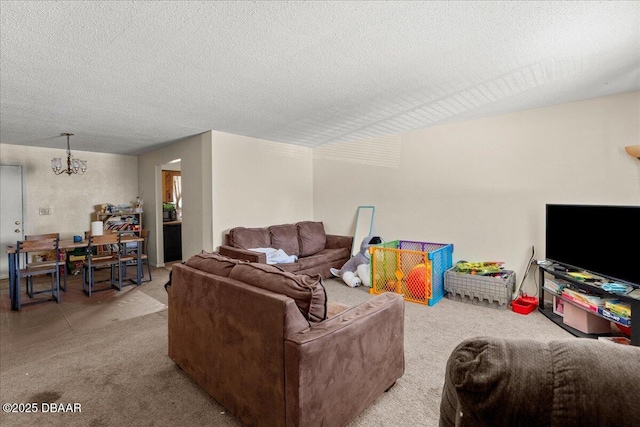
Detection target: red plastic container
<box><xmin>615</xmin><ymin>324</ymin><xmax>631</xmax><ymax>337</ymax></box>
<box><xmin>511</xmin><ymin>296</ymin><xmax>538</xmax><ymax>315</ymax></box>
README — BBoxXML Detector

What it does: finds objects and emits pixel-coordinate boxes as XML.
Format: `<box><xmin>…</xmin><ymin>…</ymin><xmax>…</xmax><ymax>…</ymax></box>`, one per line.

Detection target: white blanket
<box><xmin>249</xmin><ymin>247</ymin><xmax>298</xmax><ymax>265</ymax></box>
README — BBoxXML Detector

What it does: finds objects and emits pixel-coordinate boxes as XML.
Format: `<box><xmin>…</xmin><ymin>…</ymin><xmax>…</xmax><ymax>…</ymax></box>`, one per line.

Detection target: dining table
<box><xmin>5</xmin><ymin>235</ymin><xmax>144</xmax><ymax>311</ymax></box>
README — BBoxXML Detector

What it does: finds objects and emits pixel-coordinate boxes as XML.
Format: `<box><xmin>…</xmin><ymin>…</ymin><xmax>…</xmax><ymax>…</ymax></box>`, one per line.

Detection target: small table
<box><xmin>6</xmin><ymin>235</ymin><xmax>144</xmax><ymax>311</ymax></box>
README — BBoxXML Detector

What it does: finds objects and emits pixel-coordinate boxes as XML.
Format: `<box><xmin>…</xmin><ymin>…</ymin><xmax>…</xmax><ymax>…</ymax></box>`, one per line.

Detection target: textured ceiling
<box><xmin>1</xmin><ymin>1</ymin><xmax>639</xmax><ymax>155</ymax></box>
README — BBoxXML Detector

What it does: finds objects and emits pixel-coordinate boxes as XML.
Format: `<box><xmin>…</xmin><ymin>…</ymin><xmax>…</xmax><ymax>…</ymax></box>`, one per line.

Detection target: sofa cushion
<box><xmin>185</xmin><ymin>252</ymin><xmax>244</xmax><ymax>277</ymax></box>
<box><xmin>229</xmin><ymin>227</ymin><xmax>271</xmax><ymax>250</ymax></box>
<box><xmin>296</xmin><ymin>248</ymin><xmax>351</xmax><ymax>271</ymax></box>
<box><xmin>229</xmin><ymin>263</ymin><xmax>327</xmax><ymax>323</ymax></box>
<box><xmin>296</xmin><ymin>221</ymin><xmax>326</xmax><ymax>257</ymax></box>
<box><xmin>269</xmin><ymin>224</ymin><xmax>300</xmax><ymax>256</ymax></box>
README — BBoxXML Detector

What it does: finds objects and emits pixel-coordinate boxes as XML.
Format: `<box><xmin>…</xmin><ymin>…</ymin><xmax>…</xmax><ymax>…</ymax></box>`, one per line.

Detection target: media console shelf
<box><xmin>538</xmin><ymin>263</ymin><xmax>639</xmax><ymax>346</ymax></box>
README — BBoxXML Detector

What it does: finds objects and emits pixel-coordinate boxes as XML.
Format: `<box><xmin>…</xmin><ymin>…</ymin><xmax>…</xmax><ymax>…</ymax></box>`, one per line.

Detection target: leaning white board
<box><xmin>352</xmin><ymin>206</ymin><xmax>375</xmax><ymax>257</ymax></box>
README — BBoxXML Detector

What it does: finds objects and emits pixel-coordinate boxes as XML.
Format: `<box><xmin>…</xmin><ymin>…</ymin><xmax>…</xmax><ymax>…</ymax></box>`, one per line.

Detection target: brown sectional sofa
<box><xmin>218</xmin><ymin>221</ymin><xmax>352</xmax><ymax>279</ymax></box>
<box><xmin>439</xmin><ymin>336</ymin><xmax>640</xmax><ymax>427</ymax></box>
<box><xmin>167</xmin><ymin>253</ymin><xmax>405</xmax><ymax>427</ymax></box>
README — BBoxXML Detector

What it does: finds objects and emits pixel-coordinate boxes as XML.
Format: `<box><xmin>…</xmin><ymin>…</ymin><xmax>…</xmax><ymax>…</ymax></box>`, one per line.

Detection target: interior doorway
<box><xmin>161</xmin><ymin>159</ymin><xmax>182</xmax><ymax>263</ymax></box>
<box><xmin>0</xmin><ymin>164</ymin><xmax>24</xmax><ymax>279</ymax></box>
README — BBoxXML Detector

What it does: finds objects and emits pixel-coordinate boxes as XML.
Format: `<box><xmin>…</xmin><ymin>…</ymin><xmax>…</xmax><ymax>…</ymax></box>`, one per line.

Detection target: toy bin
<box><xmin>369</xmin><ymin>240</ymin><xmax>454</xmax><ymax>306</ymax></box>
<box><xmin>444</xmin><ymin>268</ymin><xmax>516</xmax><ymax>309</ymax></box>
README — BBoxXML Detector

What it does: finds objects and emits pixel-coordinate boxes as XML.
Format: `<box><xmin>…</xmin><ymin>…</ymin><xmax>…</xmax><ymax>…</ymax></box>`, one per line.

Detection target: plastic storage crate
<box><xmin>445</xmin><ymin>268</ymin><xmax>515</xmax><ymax>309</ymax></box>
<box><xmin>369</xmin><ymin>240</ymin><xmax>454</xmax><ymax>306</ymax></box>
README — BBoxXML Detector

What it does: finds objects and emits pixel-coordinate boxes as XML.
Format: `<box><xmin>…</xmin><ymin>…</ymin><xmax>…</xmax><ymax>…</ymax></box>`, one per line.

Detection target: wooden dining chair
<box><xmin>82</xmin><ymin>233</ymin><xmax>135</xmax><ymax>296</ymax></box>
<box><xmin>123</xmin><ymin>229</ymin><xmax>152</xmax><ymax>283</ymax></box>
<box><xmin>25</xmin><ymin>233</ymin><xmax>67</xmax><ymax>292</ymax></box>
<box><xmin>140</xmin><ymin>229</ymin><xmax>152</xmax><ymax>282</ymax></box>
<box><xmin>16</xmin><ymin>237</ymin><xmax>61</xmax><ymax>309</ymax></box>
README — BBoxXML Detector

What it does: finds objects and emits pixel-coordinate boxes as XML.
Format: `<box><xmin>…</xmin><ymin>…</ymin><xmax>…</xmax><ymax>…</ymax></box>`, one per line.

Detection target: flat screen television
<box><xmin>545</xmin><ymin>204</ymin><xmax>640</xmax><ymax>286</ymax></box>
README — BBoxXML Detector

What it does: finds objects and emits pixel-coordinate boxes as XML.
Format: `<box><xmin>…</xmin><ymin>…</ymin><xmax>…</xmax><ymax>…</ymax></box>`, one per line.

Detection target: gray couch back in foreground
<box><xmin>440</xmin><ymin>336</ymin><xmax>640</xmax><ymax>427</ymax></box>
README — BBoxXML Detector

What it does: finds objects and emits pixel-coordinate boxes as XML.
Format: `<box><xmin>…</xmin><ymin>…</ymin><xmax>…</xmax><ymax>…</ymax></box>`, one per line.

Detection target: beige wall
<box><xmin>137</xmin><ymin>130</ymin><xmax>314</xmax><ymax>264</ymax></box>
<box><xmin>0</xmin><ymin>143</ymin><xmax>138</xmax><ymax>239</ymax></box>
<box><xmin>138</xmin><ymin>132</ymin><xmax>213</xmax><ymax>266</ymax></box>
<box><xmin>313</xmin><ymin>91</ymin><xmax>640</xmax><ymax>295</ymax></box>
<box><xmin>210</xmin><ymin>130</ymin><xmax>314</xmax><ymax>248</ymax></box>
<box><xmin>5</xmin><ymin>90</ymin><xmax>636</xmax><ymax>291</ymax></box>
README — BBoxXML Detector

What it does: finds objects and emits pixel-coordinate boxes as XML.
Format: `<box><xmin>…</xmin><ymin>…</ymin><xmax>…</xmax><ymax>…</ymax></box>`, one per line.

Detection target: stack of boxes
<box><xmin>558</xmin><ymin>283</ymin><xmax>617</xmax><ymax>334</ymax></box>
<box><xmin>600</xmin><ymin>301</ymin><xmax>631</xmax><ymax>325</ymax></box>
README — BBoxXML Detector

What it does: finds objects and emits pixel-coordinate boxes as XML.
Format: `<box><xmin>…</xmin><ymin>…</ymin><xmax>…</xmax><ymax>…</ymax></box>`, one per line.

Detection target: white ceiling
<box><xmin>1</xmin><ymin>1</ymin><xmax>639</xmax><ymax>156</ymax></box>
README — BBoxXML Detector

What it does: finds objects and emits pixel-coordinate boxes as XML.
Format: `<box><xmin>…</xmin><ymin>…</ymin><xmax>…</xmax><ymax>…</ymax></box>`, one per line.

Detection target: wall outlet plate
<box><xmin>39</xmin><ymin>208</ymin><xmax>51</xmax><ymax>215</ymax></box>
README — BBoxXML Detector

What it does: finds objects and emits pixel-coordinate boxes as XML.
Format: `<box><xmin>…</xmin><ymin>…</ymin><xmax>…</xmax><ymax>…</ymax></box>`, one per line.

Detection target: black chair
<box><xmin>16</xmin><ymin>237</ymin><xmax>61</xmax><ymax>309</ymax></box>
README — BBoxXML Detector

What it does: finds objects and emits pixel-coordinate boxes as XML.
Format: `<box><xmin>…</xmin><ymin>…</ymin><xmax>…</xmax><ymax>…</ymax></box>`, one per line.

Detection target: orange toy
<box><xmin>407</xmin><ymin>264</ymin><xmax>428</xmax><ymax>300</ymax></box>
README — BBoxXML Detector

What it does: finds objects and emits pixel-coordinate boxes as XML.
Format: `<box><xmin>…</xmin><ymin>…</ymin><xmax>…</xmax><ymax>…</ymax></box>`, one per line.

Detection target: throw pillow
<box><xmin>296</xmin><ymin>221</ymin><xmax>326</xmax><ymax>257</ymax></box>
<box><xmin>229</xmin><ymin>227</ymin><xmax>271</xmax><ymax>250</ymax></box>
<box><xmin>269</xmin><ymin>224</ymin><xmax>300</xmax><ymax>256</ymax></box>
<box><xmin>185</xmin><ymin>252</ymin><xmax>245</xmax><ymax>277</ymax></box>
<box><xmin>229</xmin><ymin>263</ymin><xmax>327</xmax><ymax>323</ymax></box>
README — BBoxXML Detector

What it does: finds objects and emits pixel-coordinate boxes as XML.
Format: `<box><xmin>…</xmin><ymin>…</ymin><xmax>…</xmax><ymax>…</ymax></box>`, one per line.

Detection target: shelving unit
<box><xmin>96</xmin><ymin>212</ymin><xmax>142</xmax><ymax>236</ymax></box>
<box><xmin>538</xmin><ymin>263</ymin><xmax>638</xmax><ymax>346</ymax></box>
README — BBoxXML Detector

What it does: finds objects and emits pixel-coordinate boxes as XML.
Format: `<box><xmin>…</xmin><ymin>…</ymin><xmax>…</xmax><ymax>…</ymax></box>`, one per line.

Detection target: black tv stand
<box><xmin>538</xmin><ymin>263</ymin><xmax>638</xmax><ymax>346</ymax></box>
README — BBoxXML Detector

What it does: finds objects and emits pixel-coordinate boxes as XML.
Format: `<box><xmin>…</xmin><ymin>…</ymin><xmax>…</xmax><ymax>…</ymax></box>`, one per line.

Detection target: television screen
<box><xmin>545</xmin><ymin>204</ymin><xmax>640</xmax><ymax>286</ymax></box>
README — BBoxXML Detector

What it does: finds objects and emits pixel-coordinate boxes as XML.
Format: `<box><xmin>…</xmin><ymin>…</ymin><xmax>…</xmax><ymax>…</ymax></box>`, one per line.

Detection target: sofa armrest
<box><xmin>218</xmin><ymin>245</ymin><xmax>266</xmax><ymax>263</ymax></box>
<box><xmin>284</xmin><ymin>292</ymin><xmax>404</xmax><ymax>427</ymax></box>
<box><xmin>325</xmin><ymin>234</ymin><xmax>352</xmax><ymax>250</ymax></box>
<box><xmin>440</xmin><ymin>336</ymin><xmax>640</xmax><ymax>427</ymax></box>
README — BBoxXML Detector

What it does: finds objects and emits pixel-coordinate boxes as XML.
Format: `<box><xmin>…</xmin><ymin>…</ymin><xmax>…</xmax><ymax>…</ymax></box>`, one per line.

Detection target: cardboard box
<box><xmin>562</xmin><ymin>302</ymin><xmax>611</xmax><ymax>334</ymax></box>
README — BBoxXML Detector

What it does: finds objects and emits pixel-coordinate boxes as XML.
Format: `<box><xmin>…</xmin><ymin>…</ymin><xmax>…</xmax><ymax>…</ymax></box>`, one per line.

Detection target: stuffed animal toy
<box><xmin>330</xmin><ymin>235</ymin><xmax>382</xmax><ymax>287</ymax></box>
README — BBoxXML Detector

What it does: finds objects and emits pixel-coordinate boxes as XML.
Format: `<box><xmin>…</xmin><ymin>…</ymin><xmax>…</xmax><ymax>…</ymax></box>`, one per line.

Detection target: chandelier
<box><xmin>51</xmin><ymin>133</ymin><xmax>87</xmax><ymax>175</ymax></box>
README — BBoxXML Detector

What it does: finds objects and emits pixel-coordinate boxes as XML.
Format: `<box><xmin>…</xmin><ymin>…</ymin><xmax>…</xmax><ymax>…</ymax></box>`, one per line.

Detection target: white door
<box><xmin>1</xmin><ymin>165</ymin><xmax>24</xmax><ymax>279</ymax></box>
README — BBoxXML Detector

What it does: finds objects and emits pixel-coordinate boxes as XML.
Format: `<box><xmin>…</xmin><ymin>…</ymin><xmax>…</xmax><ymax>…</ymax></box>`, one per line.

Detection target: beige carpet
<box><xmin>0</xmin><ymin>268</ymin><xmax>574</xmax><ymax>426</ymax></box>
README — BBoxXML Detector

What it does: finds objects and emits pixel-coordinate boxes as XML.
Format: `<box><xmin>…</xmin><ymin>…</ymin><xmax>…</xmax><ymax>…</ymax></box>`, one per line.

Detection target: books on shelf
<box><xmin>561</xmin><ymin>293</ymin><xmax>598</xmax><ymax>312</ymax></box>
<box><xmin>104</xmin><ymin>223</ymin><xmax>140</xmax><ymax>232</ymax></box>
<box><xmin>560</xmin><ymin>288</ymin><xmax>616</xmax><ymax>312</ymax></box>
<box><xmin>604</xmin><ymin>300</ymin><xmax>631</xmax><ymax>318</ymax></box>
<box><xmin>544</xmin><ymin>278</ymin><xmax>568</xmax><ymax>294</ymax></box>
<box><xmin>598</xmin><ymin>307</ymin><xmax>631</xmax><ymax>326</ymax></box>
<box><xmin>101</xmin><ymin>213</ymin><xmax>141</xmax><ymax>233</ymax></box>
